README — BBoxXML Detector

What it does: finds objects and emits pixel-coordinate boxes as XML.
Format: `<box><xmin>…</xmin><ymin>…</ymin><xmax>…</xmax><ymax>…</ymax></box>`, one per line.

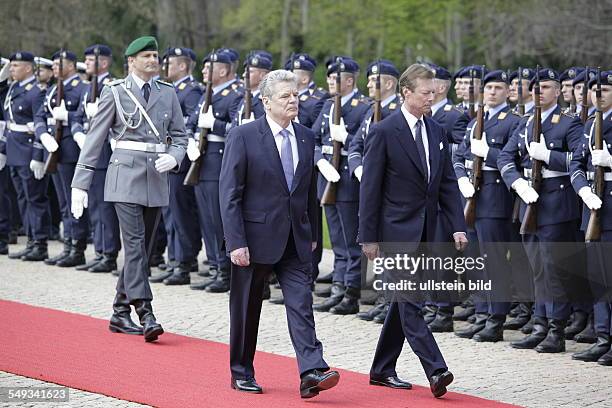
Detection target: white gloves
<box><xmin>85</xmin><ymin>102</ymin><xmax>99</xmax><ymax>119</ymax></box>
<box><xmin>578</xmin><ymin>186</ymin><xmax>602</xmax><ymax>210</ymax></box>
<box><xmin>241</xmin><ymin>113</ymin><xmax>255</xmax><ymax>125</ymax></box>
<box><xmin>40</xmin><ymin>132</ymin><xmax>59</xmax><ymax>153</ymax></box>
<box><xmin>354</xmin><ymin>165</ymin><xmax>363</xmax><ymax>182</ymax></box>
<box><xmin>154</xmin><ymin>153</ymin><xmax>177</xmax><ymax>173</ymax></box>
<box><xmin>52</xmin><ymin>101</ymin><xmax>68</xmax><ymax>122</ymax></box>
<box><xmin>71</xmin><ymin>188</ymin><xmax>88</xmax><ymax>219</ymax></box>
<box><xmin>0</xmin><ymin>63</ymin><xmax>10</xmax><ymax>82</ymax></box>
<box><xmin>470</xmin><ymin>134</ymin><xmax>489</xmax><ymax>159</ymax></box>
<box><xmin>512</xmin><ymin>178</ymin><xmax>539</xmax><ymax>204</ymax></box>
<box><xmin>29</xmin><ymin>160</ymin><xmax>45</xmax><ymax>180</ymax></box>
<box><xmin>73</xmin><ymin>132</ymin><xmax>86</xmax><ymax>149</ymax></box>
<box><xmin>591</xmin><ymin>146</ymin><xmax>612</xmax><ymax>169</ymax></box>
<box><xmin>0</xmin><ymin>153</ymin><xmax>6</xmax><ymax>170</ymax></box>
<box><xmin>458</xmin><ymin>176</ymin><xmax>475</xmax><ymax>198</ymax></box>
<box><xmin>317</xmin><ymin>159</ymin><xmax>340</xmax><ymax>183</ymax></box>
<box><xmin>110</xmin><ymin>138</ymin><xmax>116</xmax><ymax>151</ymax></box>
<box><xmin>529</xmin><ymin>134</ymin><xmax>551</xmax><ymax>164</ymax></box>
<box><xmin>197</xmin><ymin>108</ymin><xmax>215</xmax><ymax>129</ymax></box>
<box><xmin>330</xmin><ymin>118</ymin><xmax>348</xmax><ymax>144</ymax></box>
<box><xmin>186</xmin><ymin>138</ymin><xmax>201</xmax><ymax>161</ymax></box>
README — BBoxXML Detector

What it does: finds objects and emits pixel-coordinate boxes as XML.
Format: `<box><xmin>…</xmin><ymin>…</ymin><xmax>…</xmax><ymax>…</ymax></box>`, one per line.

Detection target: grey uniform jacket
<box><xmin>71</xmin><ymin>74</ymin><xmax>187</xmax><ymax>207</ymax></box>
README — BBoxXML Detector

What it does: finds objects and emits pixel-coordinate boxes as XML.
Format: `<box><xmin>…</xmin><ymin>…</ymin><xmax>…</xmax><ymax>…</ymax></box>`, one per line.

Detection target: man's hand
<box><xmin>354</xmin><ymin>165</ymin><xmax>363</xmax><ymax>182</ymax></box>
<box><xmin>73</xmin><ymin>132</ymin><xmax>86</xmax><ymax>149</ymax></box>
<box><xmin>241</xmin><ymin>113</ymin><xmax>255</xmax><ymax>125</ymax></box>
<box><xmin>40</xmin><ymin>132</ymin><xmax>59</xmax><ymax>153</ymax></box>
<box><xmin>0</xmin><ymin>153</ymin><xmax>6</xmax><ymax>171</ymax></box>
<box><xmin>52</xmin><ymin>100</ymin><xmax>68</xmax><ymax>122</ymax></box>
<box><xmin>311</xmin><ymin>241</ymin><xmax>317</xmax><ymax>252</ymax></box>
<box><xmin>29</xmin><ymin>160</ymin><xmax>45</xmax><ymax>180</ymax></box>
<box><xmin>231</xmin><ymin>247</ymin><xmax>250</xmax><ymax>266</ymax></box>
<box><xmin>578</xmin><ymin>186</ymin><xmax>602</xmax><ymax>210</ymax></box>
<box><xmin>186</xmin><ymin>137</ymin><xmax>201</xmax><ymax>161</ymax></box>
<box><xmin>470</xmin><ymin>134</ymin><xmax>489</xmax><ymax>159</ymax></box>
<box><xmin>85</xmin><ymin>101</ymin><xmax>99</xmax><ymax>119</ymax></box>
<box><xmin>317</xmin><ymin>159</ymin><xmax>340</xmax><ymax>182</ymax></box>
<box><xmin>591</xmin><ymin>146</ymin><xmax>612</xmax><ymax>169</ymax></box>
<box><xmin>453</xmin><ymin>232</ymin><xmax>468</xmax><ymax>252</ymax></box>
<box><xmin>154</xmin><ymin>153</ymin><xmax>178</xmax><ymax>173</ymax></box>
<box><xmin>197</xmin><ymin>108</ymin><xmax>215</xmax><ymax>129</ymax></box>
<box><xmin>457</xmin><ymin>176</ymin><xmax>475</xmax><ymax>198</ymax></box>
<box><xmin>362</xmin><ymin>242</ymin><xmax>379</xmax><ymax>261</ymax></box>
<box><xmin>529</xmin><ymin>134</ymin><xmax>551</xmax><ymax>164</ymax></box>
<box><xmin>71</xmin><ymin>188</ymin><xmax>88</xmax><ymax>219</ymax></box>
<box><xmin>512</xmin><ymin>178</ymin><xmax>539</xmax><ymax>204</ymax></box>
<box><xmin>330</xmin><ymin>118</ymin><xmax>348</xmax><ymax>144</ymax></box>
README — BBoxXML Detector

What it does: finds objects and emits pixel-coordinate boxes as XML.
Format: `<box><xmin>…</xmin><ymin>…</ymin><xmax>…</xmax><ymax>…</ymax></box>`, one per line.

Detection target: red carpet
<box><xmin>0</xmin><ymin>300</ymin><xmax>519</xmax><ymax>407</ymax></box>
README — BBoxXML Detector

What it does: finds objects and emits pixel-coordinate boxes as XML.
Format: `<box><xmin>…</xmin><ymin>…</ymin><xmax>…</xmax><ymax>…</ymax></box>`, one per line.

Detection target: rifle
<box><xmin>585</xmin><ymin>67</ymin><xmax>603</xmax><ymax>242</ymax></box>
<box><xmin>468</xmin><ymin>68</ymin><xmax>476</xmax><ymax>119</ymax></box>
<box><xmin>242</xmin><ymin>60</ymin><xmax>252</xmax><ymax>122</ymax></box>
<box><xmin>372</xmin><ymin>60</ymin><xmax>382</xmax><ymax>123</ymax></box>
<box><xmin>163</xmin><ymin>47</ymin><xmax>170</xmax><ymax>81</ymax></box>
<box><xmin>463</xmin><ymin>66</ymin><xmax>485</xmax><ymax>228</ymax></box>
<box><xmin>44</xmin><ymin>50</ymin><xmax>65</xmax><ymax>174</ymax></box>
<box><xmin>320</xmin><ymin>57</ymin><xmax>343</xmax><ymax>205</ymax></box>
<box><xmin>520</xmin><ymin>65</ymin><xmax>543</xmax><ymax>235</ymax></box>
<box><xmin>580</xmin><ymin>66</ymin><xmax>589</xmax><ymax>124</ymax></box>
<box><xmin>90</xmin><ymin>46</ymin><xmax>99</xmax><ymax>103</ymax></box>
<box><xmin>517</xmin><ymin>67</ymin><xmax>525</xmax><ymax>116</ymax></box>
<box><xmin>183</xmin><ymin>51</ymin><xmax>215</xmax><ymax>186</ymax></box>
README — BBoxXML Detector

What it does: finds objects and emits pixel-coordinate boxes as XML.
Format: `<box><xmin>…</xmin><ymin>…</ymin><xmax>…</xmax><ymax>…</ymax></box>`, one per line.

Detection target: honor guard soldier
<box><xmin>560</xmin><ymin>67</ymin><xmax>583</xmax><ymax>114</ymax></box>
<box><xmin>570</xmin><ymin>70</ymin><xmax>612</xmax><ymax>365</ymax></box>
<box><xmin>454</xmin><ymin>65</ymin><xmax>488</xmax><ymax>115</ymax></box>
<box><xmin>34</xmin><ymin>57</ymin><xmax>54</xmax><ymax>90</ymax></box>
<box><xmin>34</xmin><ymin>50</ymin><xmax>90</xmax><ymax>267</ymax></box>
<box><xmin>186</xmin><ymin>50</ymin><xmax>243</xmax><ymax>293</ymax></box>
<box><xmin>230</xmin><ymin>51</ymin><xmax>272</xmax><ymax>128</ymax></box>
<box><xmin>284</xmin><ymin>54</ymin><xmax>326</xmax><ymax>128</ymax></box>
<box><xmin>219</xmin><ymin>47</ymin><xmax>243</xmax><ymax>91</ymax></box>
<box><xmin>150</xmin><ymin>46</ymin><xmax>203</xmax><ymax>285</ymax></box>
<box><xmin>71</xmin><ymin>44</ymin><xmax>121</xmax><ymax>273</ymax></box>
<box><xmin>1</xmin><ymin>52</ymin><xmax>49</xmax><ymax>261</ymax></box>
<box><xmin>312</xmin><ymin>57</ymin><xmax>370</xmax><ymax>314</ymax></box>
<box><xmin>71</xmin><ymin>36</ymin><xmax>188</xmax><ymax>342</ymax></box>
<box><xmin>574</xmin><ymin>69</ymin><xmax>598</xmax><ymax>118</ymax></box>
<box><xmin>509</xmin><ymin>68</ymin><xmax>536</xmax><ymax>114</ymax></box>
<box><xmin>453</xmin><ymin>70</ymin><xmax>522</xmax><ymax>341</ymax></box>
<box><xmin>498</xmin><ymin>68</ymin><xmax>584</xmax><ymax>353</ymax></box>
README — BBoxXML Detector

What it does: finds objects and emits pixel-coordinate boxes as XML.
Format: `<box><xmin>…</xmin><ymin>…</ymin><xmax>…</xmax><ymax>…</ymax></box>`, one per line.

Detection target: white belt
<box><xmin>46</xmin><ymin>118</ymin><xmax>67</xmax><ymax>127</ymax></box>
<box><xmin>464</xmin><ymin>160</ymin><xmax>497</xmax><ymax>171</ymax></box>
<box><xmin>322</xmin><ymin>145</ymin><xmax>348</xmax><ymax>156</ymax></box>
<box><xmin>8</xmin><ymin>122</ymin><xmax>34</xmax><ymax>133</ymax></box>
<box><xmin>114</xmin><ymin>140</ymin><xmax>167</xmax><ymax>153</ymax></box>
<box><xmin>207</xmin><ymin>134</ymin><xmax>225</xmax><ymax>143</ymax></box>
<box><xmin>587</xmin><ymin>171</ymin><xmax>612</xmax><ymax>182</ymax></box>
<box><xmin>523</xmin><ymin>169</ymin><xmax>569</xmax><ymax>179</ymax></box>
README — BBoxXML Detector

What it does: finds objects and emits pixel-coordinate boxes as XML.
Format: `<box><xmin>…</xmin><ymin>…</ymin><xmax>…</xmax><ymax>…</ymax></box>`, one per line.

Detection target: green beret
<box><xmin>124</xmin><ymin>36</ymin><xmax>158</xmax><ymax>57</ymax></box>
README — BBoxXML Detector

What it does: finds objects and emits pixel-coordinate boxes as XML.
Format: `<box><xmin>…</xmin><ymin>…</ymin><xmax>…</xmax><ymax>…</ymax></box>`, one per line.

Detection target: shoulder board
<box><xmin>36</xmin><ymin>83</ymin><xmax>45</xmax><ymax>90</ymax></box>
<box><xmin>311</xmin><ymin>94</ymin><xmax>321</xmax><ymax>100</ymax></box>
<box><xmin>25</xmin><ymin>83</ymin><xmax>33</xmax><ymax>91</ymax></box>
<box><xmin>389</xmin><ymin>102</ymin><xmax>397</xmax><ymax>110</ymax></box>
<box><xmin>351</xmin><ymin>98</ymin><xmax>359</xmax><ymax>107</ymax></box>
<box><xmin>551</xmin><ymin>114</ymin><xmax>560</xmax><ymax>124</ymax></box>
<box><xmin>178</xmin><ymin>83</ymin><xmax>187</xmax><ymax>90</ymax></box>
<box><xmin>81</xmin><ymin>79</ymin><xmax>90</xmax><ymax>84</ymax></box>
<box><xmin>71</xmin><ymin>79</ymin><xmax>80</xmax><ymax>87</ymax></box>
<box><xmin>498</xmin><ymin>111</ymin><xmax>507</xmax><ymax>120</ymax></box>
<box><xmin>232</xmin><ymin>83</ymin><xmax>239</xmax><ymax>90</ymax></box>
<box><xmin>221</xmin><ymin>89</ymin><xmax>230</xmax><ymax>96</ymax></box>
<box><xmin>108</xmin><ymin>78</ymin><xmax>125</xmax><ymax>86</ymax></box>
<box><xmin>300</xmin><ymin>94</ymin><xmax>309</xmax><ymax>101</ymax></box>
<box><xmin>155</xmin><ymin>79</ymin><xmax>173</xmax><ymax>87</ymax></box>
<box><xmin>444</xmin><ymin>104</ymin><xmax>452</xmax><ymax>112</ymax></box>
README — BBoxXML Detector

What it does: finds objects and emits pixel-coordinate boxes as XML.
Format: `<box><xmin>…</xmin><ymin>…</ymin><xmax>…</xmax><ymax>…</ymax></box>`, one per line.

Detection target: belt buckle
<box><xmin>145</xmin><ymin>143</ymin><xmax>157</xmax><ymax>152</ymax></box>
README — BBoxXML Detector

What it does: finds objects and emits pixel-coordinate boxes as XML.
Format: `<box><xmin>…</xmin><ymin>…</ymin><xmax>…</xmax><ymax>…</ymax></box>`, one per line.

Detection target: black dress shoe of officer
<box><xmin>511</xmin><ymin>317</ymin><xmax>548</xmax><ymax>349</ymax></box>
<box><xmin>369</xmin><ymin>375</ymin><xmax>412</xmax><ymax>389</ymax></box>
<box><xmin>206</xmin><ymin>270</ymin><xmax>230</xmax><ymax>293</ymax></box>
<box><xmin>314</xmin><ymin>285</ymin><xmax>332</xmax><ymax>298</ymax></box>
<box><xmin>429</xmin><ymin>307</ymin><xmax>454</xmax><ymax>333</ymax></box>
<box><xmin>190</xmin><ymin>278</ymin><xmax>216</xmax><ymax>290</ymax></box>
<box><xmin>564</xmin><ymin>310</ymin><xmax>588</xmax><ymax>340</ymax></box>
<box><xmin>300</xmin><ymin>370</ymin><xmax>340</xmax><ymax>398</ymax></box>
<box><xmin>473</xmin><ymin>315</ymin><xmax>505</xmax><ymax>342</ymax></box>
<box><xmin>21</xmin><ymin>241</ymin><xmax>48</xmax><ymax>261</ymax></box>
<box><xmin>231</xmin><ymin>378</ymin><xmax>263</xmax><ymax>394</ymax></box>
<box><xmin>163</xmin><ymin>263</ymin><xmax>191</xmax><ymax>285</ymax></box>
<box><xmin>597</xmin><ymin>348</ymin><xmax>612</xmax><ymax>365</ymax></box>
<box><xmin>89</xmin><ymin>254</ymin><xmax>118</xmax><ymax>273</ymax></box>
<box><xmin>357</xmin><ymin>303</ymin><xmax>386</xmax><ymax>321</ymax></box>
<box><xmin>134</xmin><ymin>300</ymin><xmax>164</xmax><ymax>342</ymax></box>
<box><xmin>330</xmin><ymin>286</ymin><xmax>360</xmax><ymax>315</ymax></box>
<box><xmin>108</xmin><ymin>293</ymin><xmax>143</xmax><ymax>335</ymax></box>
<box><xmin>572</xmin><ymin>334</ymin><xmax>611</xmax><ymax>362</ymax></box>
<box><xmin>454</xmin><ymin>313</ymin><xmax>487</xmax><ymax>339</ymax></box>
<box><xmin>77</xmin><ymin>252</ymin><xmax>103</xmax><ymax>271</ymax></box>
<box><xmin>430</xmin><ymin>370</ymin><xmax>454</xmax><ymax>398</ymax></box>
<box><xmin>149</xmin><ymin>268</ymin><xmax>174</xmax><ymax>283</ymax></box>
<box><xmin>574</xmin><ymin>315</ymin><xmax>597</xmax><ymax>343</ymax></box>
<box><xmin>452</xmin><ymin>306</ymin><xmax>475</xmax><ymax>321</ymax></box>
<box><xmin>521</xmin><ymin>315</ymin><xmax>535</xmax><ymax>334</ymax></box>
<box><xmin>535</xmin><ymin>319</ymin><xmax>566</xmax><ymax>353</ymax></box>
<box><xmin>43</xmin><ymin>239</ymin><xmax>70</xmax><ymax>264</ymax></box>
<box><xmin>313</xmin><ymin>283</ymin><xmax>345</xmax><ymax>312</ymax></box>
<box><xmin>56</xmin><ymin>240</ymin><xmax>87</xmax><ymax>267</ymax></box>
<box><xmin>315</xmin><ymin>271</ymin><xmax>333</xmax><ymax>284</ymax></box>
<box><xmin>373</xmin><ymin>303</ymin><xmax>390</xmax><ymax>324</ymax></box>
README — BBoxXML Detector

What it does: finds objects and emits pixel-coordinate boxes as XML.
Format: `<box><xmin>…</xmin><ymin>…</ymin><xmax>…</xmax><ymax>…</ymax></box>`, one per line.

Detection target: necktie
<box><xmin>484</xmin><ymin>111</ymin><xmax>490</xmax><ymax>122</ymax></box>
<box><xmin>414</xmin><ymin>120</ymin><xmax>428</xmax><ymax>183</ymax></box>
<box><xmin>142</xmin><ymin>82</ymin><xmax>150</xmax><ymax>102</ymax></box>
<box><xmin>280</xmin><ymin>129</ymin><xmax>294</xmax><ymax>189</ymax></box>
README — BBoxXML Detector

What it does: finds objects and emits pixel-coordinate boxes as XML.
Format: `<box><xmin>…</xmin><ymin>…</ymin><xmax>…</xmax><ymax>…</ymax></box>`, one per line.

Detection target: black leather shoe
<box><xmin>373</xmin><ymin>303</ymin><xmax>390</xmax><ymax>324</ymax></box>
<box><xmin>422</xmin><ymin>304</ymin><xmax>438</xmax><ymax>324</ymax></box>
<box><xmin>565</xmin><ymin>311</ymin><xmax>588</xmax><ymax>340</ymax></box>
<box><xmin>521</xmin><ymin>315</ymin><xmax>535</xmax><ymax>334</ymax></box>
<box><xmin>535</xmin><ymin>319</ymin><xmax>566</xmax><ymax>353</ymax></box>
<box><xmin>574</xmin><ymin>315</ymin><xmax>597</xmax><ymax>343</ymax></box>
<box><xmin>313</xmin><ymin>283</ymin><xmax>344</xmax><ymax>312</ymax></box>
<box><xmin>473</xmin><ymin>315</ymin><xmax>505</xmax><ymax>342</ymax></box>
<box><xmin>454</xmin><ymin>313</ymin><xmax>487</xmax><ymax>339</ymax></box>
<box><xmin>504</xmin><ymin>303</ymin><xmax>531</xmax><ymax>330</ymax></box>
<box><xmin>597</xmin><ymin>349</ymin><xmax>612</xmax><ymax>366</ymax></box>
<box><xmin>206</xmin><ymin>270</ymin><xmax>230</xmax><ymax>293</ymax></box>
<box><xmin>134</xmin><ymin>300</ymin><xmax>164</xmax><ymax>342</ymax></box>
<box><xmin>77</xmin><ymin>252</ymin><xmax>103</xmax><ymax>271</ymax></box>
<box><xmin>269</xmin><ymin>294</ymin><xmax>285</xmax><ymax>305</ymax></box>
<box><xmin>452</xmin><ymin>306</ymin><xmax>475</xmax><ymax>321</ymax></box>
<box><xmin>56</xmin><ymin>240</ymin><xmax>87</xmax><ymax>267</ymax></box>
<box><xmin>314</xmin><ymin>285</ymin><xmax>332</xmax><ymax>298</ymax></box>
<box><xmin>163</xmin><ymin>264</ymin><xmax>191</xmax><ymax>285</ymax></box>
<box><xmin>511</xmin><ymin>317</ymin><xmax>548</xmax><ymax>349</ymax></box>
<box><xmin>429</xmin><ymin>307</ymin><xmax>454</xmax><ymax>333</ymax></box>
<box><xmin>315</xmin><ymin>271</ymin><xmax>333</xmax><ymax>284</ymax></box>
<box><xmin>44</xmin><ymin>239</ymin><xmax>70</xmax><ymax>264</ymax></box>
<box><xmin>89</xmin><ymin>254</ymin><xmax>118</xmax><ymax>273</ymax></box>
<box><xmin>430</xmin><ymin>370</ymin><xmax>453</xmax><ymax>398</ymax></box>
<box><xmin>190</xmin><ymin>278</ymin><xmax>216</xmax><ymax>290</ymax></box>
<box><xmin>0</xmin><ymin>240</ymin><xmax>8</xmax><ymax>255</ymax></box>
<box><xmin>231</xmin><ymin>378</ymin><xmax>263</xmax><ymax>394</ymax></box>
<box><xmin>330</xmin><ymin>286</ymin><xmax>360</xmax><ymax>315</ymax></box>
<box><xmin>572</xmin><ymin>334</ymin><xmax>611</xmax><ymax>362</ymax></box>
<box><xmin>108</xmin><ymin>293</ymin><xmax>143</xmax><ymax>335</ymax></box>
<box><xmin>21</xmin><ymin>241</ymin><xmax>48</xmax><ymax>261</ymax></box>
<box><xmin>300</xmin><ymin>370</ymin><xmax>340</xmax><ymax>398</ymax></box>
<box><xmin>149</xmin><ymin>269</ymin><xmax>174</xmax><ymax>283</ymax></box>
<box><xmin>357</xmin><ymin>303</ymin><xmax>385</xmax><ymax>321</ymax></box>
<box><xmin>369</xmin><ymin>375</ymin><xmax>412</xmax><ymax>390</ymax></box>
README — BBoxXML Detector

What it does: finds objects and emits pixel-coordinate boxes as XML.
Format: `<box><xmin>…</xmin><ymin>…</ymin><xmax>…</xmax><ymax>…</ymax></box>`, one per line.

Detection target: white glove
<box><xmin>85</xmin><ymin>102</ymin><xmax>98</xmax><ymax>119</ymax></box>
<box><xmin>354</xmin><ymin>165</ymin><xmax>363</xmax><ymax>182</ymax></box>
<box><xmin>330</xmin><ymin>118</ymin><xmax>348</xmax><ymax>144</ymax></box>
<box><xmin>40</xmin><ymin>132</ymin><xmax>59</xmax><ymax>153</ymax></box>
<box><xmin>0</xmin><ymin>63</ymin><xmax>10</xmax><ymax>82</ymax></box>
<box><xmin>470</xmin><ymin>134</ymin><xmax>489</xmax><ymax>159</ymax></box>
<box><xmin>317</xmin><ymin>159</ymin><xmax>340</xmax><ymax>183</ymax></box>
<box><xmin>186</xmin><ymin>138</ymin><xmax>201</xmax><ymax>161</ymax></box>
<box><xmin>29</xmin><ymin>160</ymin><xmax>45</xmax><ymax>180</ymax></box>
<box><xmin>71</xmin><ymin>188</ymin><xmax>88</xmax><ymax>219</ymax></box>
<box><xmin>578</xmin><ymin>186</ymin><xmax>602</xmax><ymax>210</ymax></box>
<box><xmin>512</xmin><ymin>178</ymin><xmax>539</xmax><ymax>204</ymax></box>
<box><xmin>110</xmin><ymin>138</ymin><xmax>116</xmax><ymax>151</ymax></box>
<box><xmin>529</xmin><ymin>134</ymin><xmax>551</xmax><ymax>164</ymax></box>
<box><xmin>0</xmin><ymin>153</ymin><xmax>6</xmax><ymax>170</ymax></box>
<box><xmin>458</xmin><ymin>176</ymin><xmax>475</xmax><ymax>198</ymax></box>
<box><xmin>52</xmin><ymin>100</ymin><xmax>68</xmax><ymax>122</ymax></box>
<box><xmin>155</xmin><ymin>153</ymin><xmax>178</xmax><ymax>173</ymax></box>
<box><xmin>73</xmin><ymin>132</ymin><xmax>86</xmax><ymax>150</ymax></box>
<box><xmin>591</xmin><ymin>146</ymin><xmax>612</xmax><ymax>169</ymax></box>
<box><xmin>197</xmin><ymin>108</ymin><xmax>215</xmax><ymax>129</ymax></box>
<box><xmin>241</xmin><ymin>113</ymin><xmax>255</xmax><ymax>125</ymax></box>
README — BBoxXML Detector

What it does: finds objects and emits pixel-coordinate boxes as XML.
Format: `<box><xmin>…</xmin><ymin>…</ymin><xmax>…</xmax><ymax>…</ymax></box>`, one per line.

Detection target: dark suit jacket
<box><xmin>219</xmin><ymin>116</ymin><xmax>318</xmax><ymax>264</ymax></box>
<box><xmin>359</xmin><ymin>109</ymin><xmax>465</xmax><ymax>243</ymax></box>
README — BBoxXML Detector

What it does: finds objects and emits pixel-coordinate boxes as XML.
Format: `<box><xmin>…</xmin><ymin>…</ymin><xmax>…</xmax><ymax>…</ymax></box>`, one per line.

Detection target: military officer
<box><xmin>71</xmin><ymin>44</ymin><xmax>122</xmax><ymax>273</ymax></box>
<box><xmin>312</xmin><ymin>58</ymin><xmax>370</xmax><ymax>313</ymax></box>
<box><xmin>230</xmin><ymin>51</ymin><xmax>272</xmax><ymax>128</ymax></box>
<box><xmin>35</xmin><ymin>57</ymin><xmax>54</xmax><ymax>90</ymax></box>
<box><xmin>1</xmin><ymin>51</ymin><xmax>49</xmax><ymax>261</ymax></box>
<box><xmin>284</xmin><ymin>54</ymin><xmax>326</xmax><ymax>128</ymax></box>
<box><xmin>560</xmin><ymin>67</ymin><xmax>583</xmax><ymax>114</ymax></box>
<box><xmin>186</xmin><ymin>50</ymin><xmax>243</xmax><ymax>293</ymax></box>
<box><xmin>574</xmin><ymin>69</ymin><xmax>598</xmax><ymax>119</ymax></box>
<box><xmin>71</xmin><ymin>36</ymin><xmax>187</xmax><ymax>342</ymax></box>
<box><xmin>454</xmin><ymin>65</ymin><xmax>487</xmax><ymax>116</ymax></box>
<box><xmin>34</xmin><ymin>50</ymin><xmax>90</xmax><ymax>267</ymax></box>
<box><xmin>509</xmin><ymin>68</ymin><xmax>536</xmax><ymax>114</ymax></box>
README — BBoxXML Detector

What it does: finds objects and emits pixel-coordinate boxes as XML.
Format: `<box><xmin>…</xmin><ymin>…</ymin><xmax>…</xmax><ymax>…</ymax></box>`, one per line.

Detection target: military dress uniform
<box><xmin>1</xmin><ymin>52</ymin><xmax>50</xmax><ymax>260</ymax></box>
<box><xmin>229</xmin><ymin>52</ymin><xmax>270</xmax><ymax>129</ymax></box>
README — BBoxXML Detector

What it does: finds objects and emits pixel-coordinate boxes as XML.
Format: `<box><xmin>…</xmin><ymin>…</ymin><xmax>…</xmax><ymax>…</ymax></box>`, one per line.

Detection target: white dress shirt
<box><xmin>266</xmin><ymin>115</ymin><xmax>299</xmax><ymax>172</ymax></box>
<box><xmin>401</xmin><ymin>105</ymin><xmax>430</xmax><ymax>179</ymax></box>
<box><xmin>131</xmin><ymin>72</ymin><xmax>152</xmax><ymax>91</ymax></box>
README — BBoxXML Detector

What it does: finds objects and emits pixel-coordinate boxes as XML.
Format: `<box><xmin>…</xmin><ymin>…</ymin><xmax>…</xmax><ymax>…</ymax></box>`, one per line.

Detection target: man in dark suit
<box><xmin>219</xmin><ymin>69</ymin><xmax>340</xmax><ymax>398</ymax></box>
<box><xmin>359</xmin><ymin>64</ymin><xmax>467</xmax><ymax>398</ymax></box>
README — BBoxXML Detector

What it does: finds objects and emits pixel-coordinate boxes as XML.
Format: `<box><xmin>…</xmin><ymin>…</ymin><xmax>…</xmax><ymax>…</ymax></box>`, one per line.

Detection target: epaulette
<box><xmin>155</xmin><ymin>79</ymin><xmax>173</xmax><ymax>87</ymax></box>
<box><xmin>108</xmin><ymin>78</ymin><xmax>125</xmax><ymax>86</ymax></box>
<box><xmin>71</xmin><ymin>79</ymin><xmax>80</xmax><ymax>87</ymax></box>
<box><xmin>37</xmin><ymin>83</ymin><xmax>46</xmax><ymax>90</ymax></box>
<box><xmin>299</xmin><ymin>94</ymin><xmax>310</xmax><ymax>102</ymax></box>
